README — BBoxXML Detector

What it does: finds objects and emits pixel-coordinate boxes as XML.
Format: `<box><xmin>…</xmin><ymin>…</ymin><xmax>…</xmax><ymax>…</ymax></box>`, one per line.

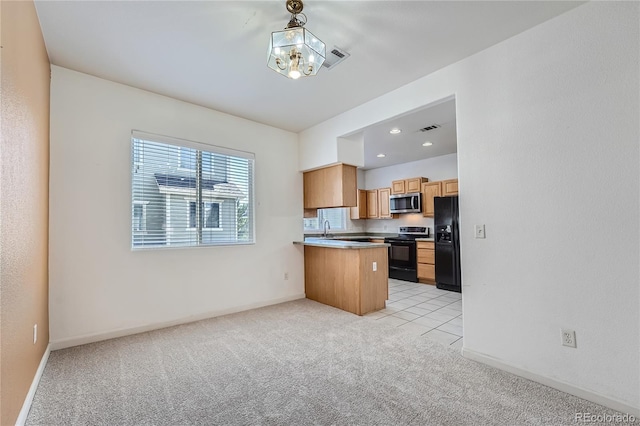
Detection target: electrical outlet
<box><xmin>474</xmin><ymin>225</ymin><xmax>486</xmax><ymax>239</ymax></box>
<box><xmin>372</xmin><ymin>262</ymin><xmax>377</xmax><ymax>272</ymax></box>
<box><xmin>284</xmin><ymin>272</ymin><xmax>289</xmax><ymax>280</ymax></box>
<box><xmin>561</xmin><ymin>329</ymin><xmax>576</xmax><ymax>348</ymax></box>
<box><xmin>33</xmin><ymin>324</ymin><xmax>37</xmax><ymax>344</ymax></box>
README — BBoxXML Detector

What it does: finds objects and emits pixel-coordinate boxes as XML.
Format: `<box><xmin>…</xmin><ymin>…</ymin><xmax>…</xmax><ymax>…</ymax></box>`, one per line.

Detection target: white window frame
<box><xmin>131</xmin><ymin>130</ymin><xmax>255</xmax><ymax>249</ymax></box>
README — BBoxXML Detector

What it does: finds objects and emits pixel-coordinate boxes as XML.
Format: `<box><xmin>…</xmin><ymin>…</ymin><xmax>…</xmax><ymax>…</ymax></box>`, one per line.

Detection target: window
<box><xmin>189</xmin><ymin>202</ymin><xmax>220</xmax><ymax>229</ymax></box>
<box><xmin>131</xmin><ymin>131</ymin><xmax>254</xmax><ymax>248</ymax></box>
<box><xmin>303</xmin><ymin>208</ymin><xmax>347</xmax><ymax>232</ymax></box>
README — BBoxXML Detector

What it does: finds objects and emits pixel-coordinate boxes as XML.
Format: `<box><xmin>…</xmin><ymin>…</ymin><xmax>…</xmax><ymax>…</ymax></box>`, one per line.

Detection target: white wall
<box><xmin>49</xmin><ymin>67</ymin><xmax>304</xmax><ymax>348</ymax></box>
<box><xmin>299</xmin><ymin>2</ymin><xmax>640</xmax><ymax>413</ymax></box>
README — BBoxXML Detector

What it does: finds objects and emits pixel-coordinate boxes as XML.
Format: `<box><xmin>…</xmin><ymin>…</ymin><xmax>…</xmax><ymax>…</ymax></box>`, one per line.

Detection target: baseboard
<box><xmin>462</xmin><ymin>348</ymin><xmax>640</xmax><ymax>417</ymax></box>
<box><xmin>15</xmin><ymin>343</ymin><xmax>51</xmax><ymax>426</ymax></box>
<box><xmin>50</xmin><ymin>293</ymin><xmax>306</xmax><ymax>351</ymax></box>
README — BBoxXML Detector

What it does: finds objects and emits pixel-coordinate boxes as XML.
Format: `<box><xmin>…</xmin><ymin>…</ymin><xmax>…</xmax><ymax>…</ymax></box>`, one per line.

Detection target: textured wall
<box><xmin>0</xmin><ymin>1</ymin><xmax>51</xmax><ymax>424</ymax></box>
<box><xmin>299</xmin><ymin>1</ymin><xmax>640</xmax><ymax>412</ymax></box>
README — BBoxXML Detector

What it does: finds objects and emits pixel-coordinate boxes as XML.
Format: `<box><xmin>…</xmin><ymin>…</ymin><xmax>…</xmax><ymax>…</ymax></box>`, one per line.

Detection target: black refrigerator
<box><xmin>434</xmin><ymin>196</ymin><xmax>462</xmax><ymax>293</ymax></box>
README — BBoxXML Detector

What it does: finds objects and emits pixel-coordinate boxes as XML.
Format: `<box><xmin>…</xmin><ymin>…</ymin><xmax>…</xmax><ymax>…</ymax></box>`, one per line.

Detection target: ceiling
<box><xmin>34</xmin><ymin>1</ymin><xmax>583</xmax><ymax>168</ymax></box>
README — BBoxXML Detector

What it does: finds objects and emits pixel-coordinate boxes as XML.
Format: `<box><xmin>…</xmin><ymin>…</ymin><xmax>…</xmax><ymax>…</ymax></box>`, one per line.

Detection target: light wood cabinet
<box><xmin>366</xmin><ymin>190</ymin><xmax>379</xmax><ymax>218</ymax></box>
<box><xmin>421</xmin><ymin>178</ymin><xmax>458</xmax><ymax>217</ymax></box>
<box><xmin>378</xmin><ymin>187</ymin><xmax>393</xmax><ymax>218</ymax></box>
<box><xmin>350</xmin><ymin>189</ymin><xmax>368</xmax><ymax>220</ymax></box>
<box><xmin>304</xmin><ymin>245</ymin><xmax>388</xmax><ymax>316</ymax></box>
<box><xmin>391</xmin><ymin>177</ymin><xmax>428</xmax><ymax>194</ymax></box>
<box><xmin>421</xmin><ymin>181</ymin><xmax>442</xmax><ymax>218</ymax></box>
<box><xmin>391</xmin><ymin>180</ymin><xmax>406</xmax><ymax>194</ymax></box>
<box><xmin>417</xmin><ymin>240</ymin><xmax>435</xmax><ymax>284</ymax></box>
<box><xmin>303</xmin><ymin>164</ymin><xmax>357</xmax><ymax>209</ymax></box>
<box><xmin>441</xmin><ymin>179</ymin><xmax>459</xmax><ymax>196</ymax></box>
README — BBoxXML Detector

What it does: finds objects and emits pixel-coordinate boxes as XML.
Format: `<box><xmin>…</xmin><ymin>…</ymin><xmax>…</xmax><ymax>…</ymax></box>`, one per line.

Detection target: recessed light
<box><xmin>422</xmin><ymin>141</ymin><xmax>433</xmax><ymax>147</ymax></box>
<box><xmin>389</xmin><ymin>128</ymin><xmax>402</xmax><ymax>135</ymax></box>
<box><xmin>377</xmin><ymin>154</ymin><xmax>386</xmax><ymax>158</ymax></box>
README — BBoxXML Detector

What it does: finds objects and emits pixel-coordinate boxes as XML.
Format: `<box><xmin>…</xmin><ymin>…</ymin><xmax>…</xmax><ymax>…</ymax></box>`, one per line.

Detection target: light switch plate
<box><xmin>475</xmin><ymin>225</ymin><xmax>486</xmax><ymax>239</ymax></box>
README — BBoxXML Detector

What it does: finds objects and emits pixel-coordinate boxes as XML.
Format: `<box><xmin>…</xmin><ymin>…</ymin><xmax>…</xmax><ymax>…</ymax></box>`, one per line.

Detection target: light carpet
<box><xmin>27</xmin><ymin>299</ymin><xmax>619</xmax><ymax>425</ymax></box>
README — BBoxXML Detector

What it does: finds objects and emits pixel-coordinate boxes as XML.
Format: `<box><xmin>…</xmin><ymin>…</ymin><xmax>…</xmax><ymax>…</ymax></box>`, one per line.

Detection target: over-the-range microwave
<box><xmin>389</xmin><ymin>192</ymin><xmax>422</xmax><ymax>214</ymax></box>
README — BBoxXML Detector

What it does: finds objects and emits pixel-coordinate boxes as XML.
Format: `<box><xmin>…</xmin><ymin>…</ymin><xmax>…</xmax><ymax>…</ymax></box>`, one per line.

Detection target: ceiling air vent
<box><xmin>322</xmin><ymin>46</ymin><xmax>351</xmax><ymax>70</ymax></box>
<box><xmin>418</xmin><ymin>124</ymin><xmax>441</xmax><ymax>132</ymax></box>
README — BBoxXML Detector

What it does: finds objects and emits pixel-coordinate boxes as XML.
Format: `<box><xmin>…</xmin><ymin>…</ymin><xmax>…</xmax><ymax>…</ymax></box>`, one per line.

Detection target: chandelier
<box><xmin>267</xmin><ymin>0</ymin><xmax>326</xmax><ymax>79</ymax></box>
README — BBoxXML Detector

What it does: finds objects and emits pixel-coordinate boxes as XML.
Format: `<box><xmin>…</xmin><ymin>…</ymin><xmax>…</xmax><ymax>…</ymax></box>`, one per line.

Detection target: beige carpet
<box><xmin>27</xmin><ymin>299</ymin><xmax>619</xmax><ymax>425</ymax></box>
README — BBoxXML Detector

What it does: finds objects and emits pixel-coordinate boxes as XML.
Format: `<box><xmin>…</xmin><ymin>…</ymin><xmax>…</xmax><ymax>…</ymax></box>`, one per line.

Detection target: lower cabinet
<box><xmin>417</xmin><ymin>241</ymin><xmax>435</xmax><ymax>284</ymax></box>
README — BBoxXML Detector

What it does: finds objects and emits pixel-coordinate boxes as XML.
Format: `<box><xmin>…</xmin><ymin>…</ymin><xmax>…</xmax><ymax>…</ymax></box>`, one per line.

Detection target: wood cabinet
<box><xmin>421</xmin><ymin>178</ymin><xmax>458</xmax><ymax>217</ymax></box>
<box><xmin>366</xmin><ymin>190</ymin><xmax>379</xmax><ymax>218</ymax></box>
<box><xmin>304</xmin><ymin>245</ymin><xmax>388</xmax><ymax>315</ymax></box>
<box><xmin>303</xmin><ymin>164</ymin><xmax>357</xmax><ymax>209</ymax></box>
<box><xmin>350</xmin><ymin>189</ymin><xmax>368</xmax><ymax>220</ymax></box>
<box><xmin>378</xmin><ymin>187</ymin><xmax>394</xmax><ymax>218</ymax></box>
<box><xmin>441</xmin><ymin>179</ymin><xmax>459</xmax><ymax>196</ymax></box>
<box><xmin>417</xmin><ymin>241</ymin><xmax>435</xmax><ymax>284</ymax></box>
<box><xmin>391</xmin><ymin>177</ymin><xmax>428</xmax><ymax>194</ymax></box>
<box><xmin>421</xmin><ymin>181</ymin><xmax>442</xmax><ymax>218</ymax></box>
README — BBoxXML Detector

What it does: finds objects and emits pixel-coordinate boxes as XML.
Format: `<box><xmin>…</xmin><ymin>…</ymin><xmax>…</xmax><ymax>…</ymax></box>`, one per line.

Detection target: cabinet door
<box><xmin>378</xmin><ymin>187</ymin><xmax>392</xmax><ymax>218</ymax></box>
<box><xmin>421</xmin><ymin>182</ymin><xmax>442</xmax><ymax>217</ymax></box>
<box><xmin>391</xmin><ymin>180</ymin><xmax>406</xmax><ymax>194</ymax></box>
<box><xmin>441</xmin><ymin>179</ymin><xmax>459</xmax><ymax>196</ymax></box>
<box><xmin>406</xmin><ymin>178</ymin><xmax>424</xmax><ymax>193</ymax></box>
<box><xmin>366</xmin><ymin>190</ymin><xmax>379</xmax><ymax>218</ymax></box>
<box><xmin>417</xmin><ymin>263</ymin><xmax>435</xmax><ymax>280</ymax></box>
<box><xmin>350</xmin><ymin>189</ymin><xmax>368</xmax><ymax>219</ymax></box>
<box><xmin>303</xmin><ymin>164</ymin><xmax>357</xmax><ymax>209</ymax></box>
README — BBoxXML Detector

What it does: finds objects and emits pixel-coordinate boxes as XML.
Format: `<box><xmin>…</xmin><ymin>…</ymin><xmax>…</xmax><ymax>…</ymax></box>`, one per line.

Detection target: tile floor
<box><xmin>365</xmin><ymin>279</ymin><xmax>463</xmax><ymax>349</ymax></box>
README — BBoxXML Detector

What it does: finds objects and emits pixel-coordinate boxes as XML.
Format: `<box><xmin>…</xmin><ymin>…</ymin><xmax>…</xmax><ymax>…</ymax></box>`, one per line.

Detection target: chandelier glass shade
<box><xmin>267</xmin><ymin>1</ymin><xmax>325</xmax><ymax>79</ymax></box>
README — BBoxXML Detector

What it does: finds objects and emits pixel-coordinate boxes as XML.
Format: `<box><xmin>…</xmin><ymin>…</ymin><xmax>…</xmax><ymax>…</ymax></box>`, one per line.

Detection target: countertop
<box><xmin>293</xmin><ymin>239</ymin><xmax>389</xmax><ymax>250</ymax></box>
<box><xmin>415</xmin><ymin>238</ymin><xmax>435</xmax><ymax>242</ymax></box>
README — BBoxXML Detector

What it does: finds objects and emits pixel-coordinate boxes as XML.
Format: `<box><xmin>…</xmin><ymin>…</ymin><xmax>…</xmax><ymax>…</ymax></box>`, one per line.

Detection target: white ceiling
<box><xmin>34</xmin><ymin>0</ymin><xmax>582</xmax><ymax>168</ymax></box>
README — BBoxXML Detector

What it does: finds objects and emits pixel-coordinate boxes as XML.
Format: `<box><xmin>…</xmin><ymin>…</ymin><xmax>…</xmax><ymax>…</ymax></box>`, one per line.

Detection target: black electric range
<box><xmin>385</xmin><ymin>227</ymin><xmax>430</xmax><ymax>282</ymax></box>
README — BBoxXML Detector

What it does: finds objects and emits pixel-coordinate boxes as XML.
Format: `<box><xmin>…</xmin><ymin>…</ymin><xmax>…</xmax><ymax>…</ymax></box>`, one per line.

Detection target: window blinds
<box><xmin>131</xmin><ymin>131</ymin><xmax>255</xmax><ymax>249</ymax></box>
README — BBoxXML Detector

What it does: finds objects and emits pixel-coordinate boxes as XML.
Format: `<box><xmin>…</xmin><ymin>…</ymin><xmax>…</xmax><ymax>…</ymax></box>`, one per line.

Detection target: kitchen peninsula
<box><xmin>293</xmin><ymin>239</ymin><xmax>389</xmax><ymax>316</ymax></box>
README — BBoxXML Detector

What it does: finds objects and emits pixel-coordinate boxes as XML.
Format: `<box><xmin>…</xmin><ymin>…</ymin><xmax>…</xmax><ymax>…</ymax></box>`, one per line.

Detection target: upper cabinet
<box><xmin>378</xmin><ymin>187</ymin><xmax>394</xmax><ymax>218</ymax></box>
<box><xmin>303</xmin><ymin>164</ymin><xmax>357</xmax><ymax>209</ymax></box>
<box><xmin>366</xmin><ymin>190</ymin><xmax>379</xmax><ymax>218</ymax></box>
<box><xmin>391</xmin><ymin>177</ymin><xmax>428</xmax><ymax>194</ymax></box>
<box><xmin>422</xmin><ymin>178</ymin><xmax>458</xmax><ymax>217</ymax></box>
<box><xmin>350</xmin><ymin>189</ymin><xmax>368</xmax><ymax>220</ymax></box>
<box><xmin>421</xmin><ymin>181</ymin><xmax>442</xmax><ymax>217</ymax></box>
<box><xmin>441</xmin><ymin>179</ymin><xmax>459</xmax><ymax>196</ymax></box>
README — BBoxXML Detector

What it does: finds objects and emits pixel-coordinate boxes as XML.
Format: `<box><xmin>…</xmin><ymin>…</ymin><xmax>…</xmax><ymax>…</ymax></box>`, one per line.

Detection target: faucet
<box><xmin>323</xmin><ymin>219</ymin><xmax>331</xmax><ymax>238</ymax></box>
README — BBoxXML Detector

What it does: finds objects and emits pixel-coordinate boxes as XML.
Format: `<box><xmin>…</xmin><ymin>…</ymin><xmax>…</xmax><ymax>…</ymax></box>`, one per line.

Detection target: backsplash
<box><xmin>361</xmin><ymin>213</ymin><xmax>433</xmax><ymax>235</ymax></box>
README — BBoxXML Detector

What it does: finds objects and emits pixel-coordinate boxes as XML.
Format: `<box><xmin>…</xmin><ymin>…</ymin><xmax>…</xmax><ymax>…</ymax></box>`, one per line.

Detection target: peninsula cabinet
<box><xmin>303</xmin><ymin>164</ymin><xmax>357</xmax><ymax>209</ymax></box>
<box><xmin>304</xmin><ymin>245</ymin><xmax>388</xmax><ymax>315</ymax></box>
<box><xmin>391</xmin><ymin>177</ymin><xmax>428</xmax><ymax>195</ymax></box>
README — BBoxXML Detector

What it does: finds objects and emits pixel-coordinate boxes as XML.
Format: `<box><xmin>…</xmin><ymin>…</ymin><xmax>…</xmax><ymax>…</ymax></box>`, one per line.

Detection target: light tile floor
<box><xmin>365</xmin><ymin>279</ymin><xmax>463</xmax><ymax>349</ymax></box>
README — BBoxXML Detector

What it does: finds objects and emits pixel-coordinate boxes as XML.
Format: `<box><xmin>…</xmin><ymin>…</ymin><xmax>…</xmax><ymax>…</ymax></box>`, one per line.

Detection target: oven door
<box><xmin>387</xmin><ymin>239</ymin><xmax>418</xmax><ymax>282</ymax></box>
<box><xmin>387</xmin><ymin>240</ymin><xmax>416</xmax><ymax>269</ymax></box>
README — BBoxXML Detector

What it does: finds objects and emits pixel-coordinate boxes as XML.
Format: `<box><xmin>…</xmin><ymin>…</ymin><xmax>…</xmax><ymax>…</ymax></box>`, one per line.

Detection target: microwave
<box><xmin>389</xmin><ymin>192</ymin><xmax>422</xmax><ymax>214</ymax></box>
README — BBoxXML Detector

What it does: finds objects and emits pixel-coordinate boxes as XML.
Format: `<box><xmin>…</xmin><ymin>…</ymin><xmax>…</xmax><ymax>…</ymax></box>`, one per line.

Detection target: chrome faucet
<box><xmin>323</xmin><ymin>219</ymin><xmax>331</xmax><ymax>238</ymax></box>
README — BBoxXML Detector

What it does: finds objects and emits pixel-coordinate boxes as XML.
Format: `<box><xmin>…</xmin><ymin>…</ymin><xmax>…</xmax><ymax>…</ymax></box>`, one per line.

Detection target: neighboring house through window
<box><xmin>131</xmin><ymin>131</ymin><xmax>254</xmax><ymax>248</ymax></box>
